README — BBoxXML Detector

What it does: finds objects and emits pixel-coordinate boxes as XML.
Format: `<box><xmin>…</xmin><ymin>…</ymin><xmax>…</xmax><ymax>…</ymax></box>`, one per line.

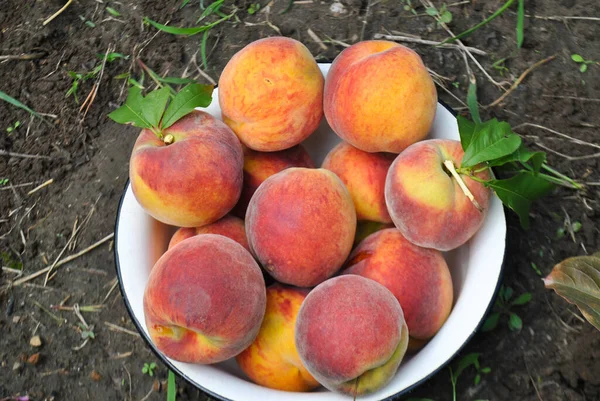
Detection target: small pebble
<box><xmin>90</xmin><ymin>370</ymin><xmax>102</xmax><ymax>381</ymax></box>
<box><xmin>30</xmin><ymin>335</ymin><xmax>42</xmax><ymax>347</ymax></box>
<box><xmin>12</xmin><ymin>315</ymin><xmax>21</xmax><ymax>324</ymax></box>
<box><xmin>13</xmin><ymin>361</ymin><xmax>22</xmax><ymax>371</ymax></box>
<box><xmin>27</xmin><ymin>353</ymin><xmax>40</xmax><ymax>365</ymax></box>
<box><xmin>330</xmin><ymin>1</ymin><xmax>347</xmax><ymax>16</ymax></box>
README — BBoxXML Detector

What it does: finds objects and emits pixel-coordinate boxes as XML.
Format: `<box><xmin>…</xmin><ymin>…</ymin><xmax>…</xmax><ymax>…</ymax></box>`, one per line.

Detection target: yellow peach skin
<box><xmin>236</xmin><ymin>284</ymin><xmax>320</xmax><ymax>392</ymax></box>
<box><xmin>322</xmin><ymin>142</ymin><xmax>394</xmax><ymax>223</ymax></box>
<box><xmin>324</xmin><ymin>41</ymin><xmax>437</xmax><ymax>153</ymax></box>
<box><xmin>219</xmin><ymin>37</ymin><xmax>324</xmax><ymax>151</ymax></box>
<box><xmin>130</xmin><ymin>111</ymin><xmax>243</xmax><ymax>227</ymax></box>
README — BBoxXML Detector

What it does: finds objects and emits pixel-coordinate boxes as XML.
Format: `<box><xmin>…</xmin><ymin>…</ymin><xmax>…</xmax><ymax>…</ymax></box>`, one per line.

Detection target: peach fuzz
<box><xmin>236</xmin><ymin>284</ymin><xmax>319</xmax><ymax>392</ymax></box>
<box><xmin>143</xmin><ymin>235</ymin><xmax>266</xmax><ymax>364</ymax></box>
<box><xmin>322</xmin><ymin>142</ymin><xmax>394</xmax><ymax>223</ymax></box>
<box><xmin>295</xmin><ymin>275</ymin><xmax>409</xmax><ymax>396</ymax></box>
<box><xmin>168</xmin><ymin>215</ymin><xmax>249</xmax><ymax>251</ymax></box>
<box><xmin>218</xmin><ymin>37</ymin><xmax>324</xmax><ymax>151</ymax></box>
<box><xmin>246</xmin><ymin>168</ymin><xmax>356</xmax><ymax>287</ymax></box>
<box><xmin>324</xmin><ymin>40</ymin><xmax>437</xmax><ymax>153</ymax></box>
<box><xmin>385</xmin><ymin>139</ymin><xmax>491</xmax><ymax>251</ymax></box>
<box><xmin>342</xmin><ymin>228</ymin><xmax>453</xmax><ymax>340</ymax></box>
<box><xmin>130</xmin><ymin>111</ymin><xmax>243</xmax><ymax>227</ymax></box>
<box><xmin>232</xmin><ymin>145</ymin><xmax>315</xmax><ymax>218</ymax></box>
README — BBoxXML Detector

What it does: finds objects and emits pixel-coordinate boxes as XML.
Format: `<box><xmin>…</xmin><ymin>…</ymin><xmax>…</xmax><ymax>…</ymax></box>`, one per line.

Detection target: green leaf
<box><xmin>508</xmin><ymin>313</ymin><xmax>523</xmax><ymax>331</ymax></box>
<box><xmin>168</xmin><ymin>370</ymin><xmax>177</xmax><ymax>401</ymax></box>
<box><xmin>511</xmin><ymin>292</ymin><xmax>532</xmax><ymax>306</ymax></box>
<box><xmin>485</xmin><ymin>172</ymin><xmax>554</xmax><ymax>229</ymax></box>
<box><xmin>144</xmin><ymin>12</ymin><xmax>234</xmax><ymax>36</ymax></box>
<box><xmin>481</xmin><ymin>367</ymin><xmax>492</xmax><ymax>374</ymax></box>
<box><xmin>474</xmin><ymin>373</ymin><xmax>481</xmax><ymax>385</ymax></box>
<box><xmin>141</xmin><ymin>86</ymin><xmax>170</xmax><ymax>128</ymax></box>
<box><xmin>199</xmin><ymin>0</ymin><xmax>225</xmax><ymax>21</ymax></box>
<box><xmin>142</xmin><ymin>366</ymin><xmax>148</xmax><ymax>373</ymax></box>
<box><xmin>516</xmin><ymin>0</ymin><xmax>524</xmax><ymax>48</ymax></box>
<box><xmin>482</xmin><ymin>312</ymin><xmax>500</xmax><ymax>332</ymax></box>
<box><xmin>504</xmin><ymin>286</ymin><xmax>514</xmax><ymax>301</ymax></box>
<box><xmin>181</xmin><ymin>0</ymin><xmax>192</xmax><ymax>7</ymax></box>
<box><xmin>457</xmin><ymin>115</ymin><xmax>477</xmax><ymax>151</ymax></box>
<box><xmin>544</xmin><ymin>253</ymin><xmax>600</xmax><ymax>331</ymax></box>
<box><xmin>426</xmin><ymin>7</ymin><xmax>438</xmax><ymax>16</ymax></box>
<box><xmin>161</xmin><ymin>84</ymin><xmax>214</xmax><ymax>129</ymax></box>
<box><xmin>572</xmin><ymin>221</ymin><xmax>582</xmax><ymax>233</ymax></box>
<box><xmin>489</xmin><ymin>145</ymin><xmax>546</xmax><ymax>173</ymax></box>
<box><xmin>571</xmin><ymin>54</ymin><xmax>585</xmax><ymax>63</ymax></box>
<box><xmin>106</xmin><ymin>6</ymin><xmax>121</xmax><ymax>17</ymax></box>
<box><xmin>531</xmin><ymin>262</ymin><xmax>542</xmax><ymax>276</ymax></box>
<box><xmin>0</xmin><ymin>90</ymin><xmax>46</xmax><ymax>123</ymax></box>
<box><xmin>580</xmin><ymin>64</ymin><xmax>588</xmax><ymax>73</ymax></box>
<box><xmin>467</xmin><ymin>78</ymin><xmax>481</xmax><ymax>124</ymax></box>
<box><xmin>107</xmin><ymin>87</ymin><xmax>153</xmax><ymax>130</ymax></box>
<box><xmin>461</xmin><ymin>120</ymin><xmax>522</xmax><ymax>168</ymax></box>
<box><xmin>159</xmin><ymin>76</ymin><xmax>197</xmax><ymax>85</ymax></box>
<box><xmin>454</xmin><ymin>353</ymin><xmax>480</xmax><ymax>380</ymax></box>
<box><xmin>201</xmin><ymin>30</ymin><xmax>209</xmax><ymax>69</ymax></box>
<box><xmin>281</xmin><ymin>0</ymin><xmax>294</xmax><ymax>14</ymax></box>
<box><xmin>440</xmin><ymin>10</ymin><xmax>453</xmax><ymax>24</ymax></box>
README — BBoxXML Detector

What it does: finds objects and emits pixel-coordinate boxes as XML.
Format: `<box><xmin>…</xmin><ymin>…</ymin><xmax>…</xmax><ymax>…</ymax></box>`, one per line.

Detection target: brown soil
<box><xmin>1</xmin><ymin>1</ymin><xmax>599</xmax><ymax>400</ymax></box>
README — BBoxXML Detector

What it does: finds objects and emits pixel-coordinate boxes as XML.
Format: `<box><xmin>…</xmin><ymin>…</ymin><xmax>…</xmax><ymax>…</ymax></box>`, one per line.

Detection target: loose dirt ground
<box><xmin>1</xmin><ymin>0</ymin><xmax>599</xmax><ymax>400</ymax></box>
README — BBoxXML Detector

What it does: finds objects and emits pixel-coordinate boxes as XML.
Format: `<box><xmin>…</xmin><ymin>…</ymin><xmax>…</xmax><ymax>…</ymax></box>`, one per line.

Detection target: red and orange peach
<box><xmin>236</xmin><ymin>284</ymin><xmax>320</xmax><ymax>392</ymax></box>
<box><xmin>295</xmin><ymin>275</ymin><xmax>409</xmax><ymax>396</ymax></box>
<box><xmin>143</xmin><ymin>235</ymin><xmax>266</xmax><ymax>364</ymax></box>
<box><xmin>130</xmin><ymin>111</ymin><xmax>243</xmax><ymax>227</ymax></box>
<box><xmin>322</xmin><ymin>141</ymin><xmax>394</xmax><ymax>223</ymax></box>
<box><xmin>246</xmin><ymin>168</ymin><xmax>356</xmax><ymax>287</ymax></box>
<box><xmin>168</xmin><ymin>214</ymin><xmax>249</xmax><ymax>251</ymax></box>
<box><xmin>324</xmin><ymin>40</ymin><xmax>437</xmax><ymax>153</ymax></box>
<box><xmin>385</xmin><ymin>139</ymin><xmax>491</xmax><ymax>251</ymax></box>
<box><xmin>219</xmin><ymin>37</ymin><xmax>324</xmax><ymax>151</ymax></box>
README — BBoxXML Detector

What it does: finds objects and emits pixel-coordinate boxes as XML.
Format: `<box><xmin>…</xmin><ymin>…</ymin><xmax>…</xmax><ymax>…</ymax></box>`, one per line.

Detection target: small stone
<box><xmin>152</xmin><ymin>379</ymin><xmax>161</xmax><ymax>392</ymax></box>
<box><xmin>12</xmin><ymin>315</ymin><xmax>20</xmax><ymax>323</ymax></box>
<box><xmin>90</xmin><ymin>370</ymin><xmax>102</xmax><ymax>382</ymax></box>
<box><xmin>30</xmin><ymin>335</ymin><xmax>42</xmax><ymax>347</ymax></box>
<box><xmin>13</xmin><ymin>361</ymin><xmax>22</xmax><ymax>371</ymax></box>
<box><xmin>330</xmin><ymin>1</ymin><xmax>347</xmax><ymax>16</ymax></box>
<box><xmin>27</xmin><ymin>353</ymin><xmax>41</xmax><ymax>365</ymax></box>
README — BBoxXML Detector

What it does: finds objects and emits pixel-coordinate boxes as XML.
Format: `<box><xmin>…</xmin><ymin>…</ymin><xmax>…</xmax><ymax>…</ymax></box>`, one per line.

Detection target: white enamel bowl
<box><xmin>115</xmin><ymin>63</ymin><xmax>506</xmax><ymax>401</ymax></box>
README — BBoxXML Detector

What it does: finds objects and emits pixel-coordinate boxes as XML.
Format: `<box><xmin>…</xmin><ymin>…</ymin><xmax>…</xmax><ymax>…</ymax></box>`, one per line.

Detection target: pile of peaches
<box><xmin>133</xmin><ymin>37</ymin><xmax>491</xmax><ymax>396</ymax></box>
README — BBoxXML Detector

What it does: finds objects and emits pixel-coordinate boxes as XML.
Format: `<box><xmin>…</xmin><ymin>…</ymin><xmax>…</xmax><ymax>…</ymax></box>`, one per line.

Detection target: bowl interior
<box><xmin>115</xmin><ymin>63</ymin><xmax>506</xmax><ymax>401</ymax></box>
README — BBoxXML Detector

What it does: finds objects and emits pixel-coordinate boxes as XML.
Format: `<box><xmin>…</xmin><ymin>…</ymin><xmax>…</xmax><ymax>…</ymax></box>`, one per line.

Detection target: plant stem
<box><xmin>541</xmin><ymin>164</ymin><xmax>583</xmax><ymax>189</ymax></box>
<box><xmin>444</xmin><ymin>160</ymin><xmax>483</xmax><ymax>212</ymax></box>
<box><xmin>440</xmin><ymin>0</ymin><xmax>516</xmax><ymax>44</ymax></box>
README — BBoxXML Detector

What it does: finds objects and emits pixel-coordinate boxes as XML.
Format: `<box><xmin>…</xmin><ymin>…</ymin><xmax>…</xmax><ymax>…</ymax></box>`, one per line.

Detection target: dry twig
<box><xmin>373</xmin><ymin>33</ymin><xmax>487</xmax><ymax>55</ymax></box>
<box><xmin>43</xmin><ymin>0</ymin><xmax>74</xmax><ymax>26</ymax></box>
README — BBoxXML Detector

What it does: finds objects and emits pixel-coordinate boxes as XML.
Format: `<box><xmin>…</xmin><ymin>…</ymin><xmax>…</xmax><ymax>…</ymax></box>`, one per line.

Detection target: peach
<box><xmin>322</xmin><ymin>142</ymin><xmax>394</xmax><ymax>222</ymax></box>
<box><xmin>219</xmin><ymin>37</ymin><xmax>324</xmax><ymax>151</ymax></box>
<box><xmin>232</xmin><ymin>145</ymin><xmax>315</xmax><ymax>218</ymax></box>
<box><xmin>236</xmin><ymin>284</ymin><xmax>320</xmax><ymax>392</ymax></box>
<box><xmin>295</xmin><ymin>275</ymin><xmax>409</xmax><ymax>396</ymax></box>
<box><xmin>246</xmin><ymin>168</ymin><xmax>356</xmax><ymax>287</ymax></box>
<box><xmin>324</xmin><ymin>40</ymin><xmax>437</xmax><ymax>153</ymax></box>
<box><xmin>385</xmin><ymin>139</ymin><xmax>491</xmax><ymax>251</ymax></box>
<box><xmin>342</xmin><ymin>228</ymin><xmax>453</xmax><ymax>340</ymax></box>
<box><xmin>130</xmin><ymin>111</ymin><xmax>243</xmax><ymax>227</ymax></box>
<box><xmin>168</xmin><ymin>215</ymin><xmax>249</xmax><ymax>251</ymax></box>
<box><xmin>143</xmin><ymin>235</ymin><xmax>266</xmax><ymax>364</ymax></box>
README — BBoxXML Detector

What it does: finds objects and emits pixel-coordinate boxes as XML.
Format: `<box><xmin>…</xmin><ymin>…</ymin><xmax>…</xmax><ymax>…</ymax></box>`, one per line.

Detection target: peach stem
<box><xmin>443</xmin><ymin>160</ymin><xmax>483</xmax><ymax>212</ymax></box>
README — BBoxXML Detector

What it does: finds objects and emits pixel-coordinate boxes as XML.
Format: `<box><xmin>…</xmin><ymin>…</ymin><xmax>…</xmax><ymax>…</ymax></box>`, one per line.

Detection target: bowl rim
<box><xmin>113</xmin><ymin>99</ymin><xmax>506</xmax><ymax>401</ymax></box>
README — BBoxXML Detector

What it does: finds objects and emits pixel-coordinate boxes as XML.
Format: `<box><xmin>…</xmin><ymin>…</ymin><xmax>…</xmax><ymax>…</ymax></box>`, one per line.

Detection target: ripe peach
<box><xmin>168</xmin><ymin>215</ymin><xmax>249</xmax><ymax>251</ymax></box>
<box><xmin>246</xmin><ymin>168</ymin><xmax>356</xmax><ymax>287</ymax></box>
<box><xmin>322</xmin><ymin>142</ymin><xmax>394</xmax><ymax>222</ymax></box>
<box><xmin>343</xmin><ymin>228</ymin><xmax>453</xmax><ymax>340</ymax></box>
<box><xmin>143</xmin><ymin>235</ymin><xmax>266</xmax><ymax>364</ymax></box>
<box><xmin>236</xmin><ymin>284</ymin><xmax>319</xmax><ymax>392</ymax></box>
<box><xmin>130</xmin><ymin>111</ymin><xmax>243</xmax><ymax>227</ymax></box>
<box><xmin>324</xmin><ymin>40</ymin><xmax>437</xmax><ymax>153</ymax></box>
<box><xmin>232</xmin><ymin>145</ymin><xmax>315</xmax><ymax>218</ymax></box>
<box><xmin>219</xmin><ymin>37</ymin><xmax>324</xmax><ymax>151</ymax></box>
<box><xmin>385</xmin><ymin>139</ymin><xmax>491</xmax><ymax>251</ymax></box>
<box><xmin>295</xmin><ymin>275</ymin><xmax>409</xmax><ymax>396</ymax></box>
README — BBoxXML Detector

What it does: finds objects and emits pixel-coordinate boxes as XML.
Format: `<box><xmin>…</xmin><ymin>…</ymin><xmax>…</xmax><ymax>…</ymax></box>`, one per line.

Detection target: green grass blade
<box><xmin>201</xmin><ymin>30</ymin><xmax>209</xmax><ymax>70</ymax></box>
<box><xmin>0</xmin><ymin>90</ymin><xmax>47</xmax><ymax>123</ymax></box>
<box><xmin>144</xmin><ymin>12</ymin><xmax>234</xmax><ymax>36</ymax></box>
<box><xmin>167</xmin><ymin>371</ymin><xmax>176</xmax><ymax>401</ymax></box>
<box><xmin>281</xmin><ymin>0</ymin><xmax>294</xmax><ymax>14</ymax></box>
<box><xmin>441</xmin><ymin>0</ymin><xmax>516</xmax><ymax>44</ymax></box>
<box><xmin>517</xmin><ymin>0</ymin><xmax>525</xmax><ymax>48</ymax></box>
